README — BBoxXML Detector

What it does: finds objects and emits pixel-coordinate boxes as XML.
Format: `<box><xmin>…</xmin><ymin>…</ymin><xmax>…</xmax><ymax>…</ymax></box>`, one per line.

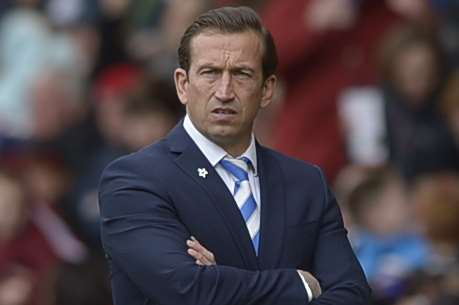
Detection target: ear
<box><xmin>174</xmin><ymin>68</ymin><xmax>189</xmax><ymax>105</ymax></box>
<box><xmin>260</xmin><ymin>74</ymin><xmax>277</xmax><ymax>108</ymax></box>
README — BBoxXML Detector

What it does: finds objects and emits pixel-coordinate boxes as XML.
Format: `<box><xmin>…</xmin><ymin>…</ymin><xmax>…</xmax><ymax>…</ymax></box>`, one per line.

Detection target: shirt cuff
<box><xmin>297</xmin><ymin>270</ymin><xmax>313</xmax><ymax>302</ymax></box>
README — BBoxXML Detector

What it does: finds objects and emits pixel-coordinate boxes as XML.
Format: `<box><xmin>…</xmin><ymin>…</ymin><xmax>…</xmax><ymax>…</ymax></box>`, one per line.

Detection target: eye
<box><xmin>234</xmin><ymin>70</ymin><xmax>252</xmax><ymax>79</ymax></box>
<box><xmin>200</xmin><ymin>69</ymin><xmax>219</xmax><ymax>77</ymax></box>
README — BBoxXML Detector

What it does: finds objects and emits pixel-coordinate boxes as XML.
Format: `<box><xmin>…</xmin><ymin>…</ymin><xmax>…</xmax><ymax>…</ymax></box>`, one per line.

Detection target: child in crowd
<box><xmin>347</xmin><ymin>168</ymin><xmax>430</xmax><ymax>304</ymax></box>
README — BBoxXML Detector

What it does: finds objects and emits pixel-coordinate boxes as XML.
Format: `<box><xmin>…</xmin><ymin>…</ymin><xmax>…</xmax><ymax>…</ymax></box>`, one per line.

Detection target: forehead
<box><xmin>189</xmin><ymin>30</ymin><xmax>264</xmax><ymax>69</ymax></box>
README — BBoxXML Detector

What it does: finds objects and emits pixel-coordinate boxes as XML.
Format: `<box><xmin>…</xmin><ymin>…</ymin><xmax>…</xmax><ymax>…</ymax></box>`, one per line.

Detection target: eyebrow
<box><xmin>231</xmin><ymin>66</ymin><xmax>255</xmax><ymax>74</ymax></box>
<box><xmin>196</xmin><ymin>64</ymin><xmax>220</xmax><ymax>71</ymax></box>
<box><xmin>197</xmin><ymin>63</ymin><xmax>255</xmax><ymax>74</ymax></box>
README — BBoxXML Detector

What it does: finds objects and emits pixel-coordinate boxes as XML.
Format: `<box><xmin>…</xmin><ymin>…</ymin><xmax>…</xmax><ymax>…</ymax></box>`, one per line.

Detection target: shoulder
<box><xmin>107</xmin><ymin>139</ymin><xmax>166</xmax><ymax>169</ymax></box>
<box><xmin>99</xmin><ymin>139</ymin><xmax>173</xmax><ymax>190</ymax></box>
<box><xmin>261</xmin><ymin>146</ymin><xmax>327</xmax><ymax>184</ymax></box>
<box><xmin>260</xmin><ymin>146</ymin><xmax>337</xmax><ymax>214</ymax></box>
<box><xmin>259</xmin><ymin>146</ymin><xmax>332</xmax><ymax>202</ymax></box>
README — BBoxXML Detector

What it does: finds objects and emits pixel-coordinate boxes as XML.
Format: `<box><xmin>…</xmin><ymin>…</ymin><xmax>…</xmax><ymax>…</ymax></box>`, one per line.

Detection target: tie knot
<box><xmin>220</xmin><ymin>157</ymin><xmax>251</xmax><ymax>181</ymax></box>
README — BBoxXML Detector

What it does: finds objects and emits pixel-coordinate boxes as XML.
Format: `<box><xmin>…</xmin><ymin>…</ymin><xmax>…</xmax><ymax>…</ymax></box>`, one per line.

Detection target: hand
<box><xmin>0</xmin><ymin>267</ymin><xmax>33</xmax><ymax>305</ymax></box>
<box><xmin>186</xmin><ymin>236</ymin><xmax>216</xmax><ymax>266</ymax></box>
<box><xmin>298</xmin><ymin>270</ymin><xmax>322</xmax><ymax>299</ymax></box>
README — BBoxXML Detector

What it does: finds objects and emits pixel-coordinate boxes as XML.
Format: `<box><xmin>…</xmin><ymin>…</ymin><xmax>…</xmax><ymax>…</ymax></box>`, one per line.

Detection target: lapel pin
<box><xmin>197</xmin><ymin>168</ymin><xmax>208</xmax><ymax>178</ymax></box>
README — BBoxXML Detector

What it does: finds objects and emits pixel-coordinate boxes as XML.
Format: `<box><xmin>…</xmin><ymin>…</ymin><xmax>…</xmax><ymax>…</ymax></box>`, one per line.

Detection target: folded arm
<box><xmin>184</xmin><ymin>166</ymin><xmax>371</xmax><ymax>305</ymax></box>
<box><xmin>308</xmin><ymin>167</ymin><xmax>371</xmax><ymax>305</ymax></box>
<box><xmin>99</xmin><ymin>159</ymin><xmax>309</xmax><ymax>305</ymax></box>
<box><xmin>187</xmin><ymin>237</ymin><xmax>322</xmax><ymax>300</ymax></box>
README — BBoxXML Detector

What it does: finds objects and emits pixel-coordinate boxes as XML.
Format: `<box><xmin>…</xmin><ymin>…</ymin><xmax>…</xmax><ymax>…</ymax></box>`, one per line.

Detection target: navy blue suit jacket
<box><xmin>99</xmin><ymin>122</ymin><xmax>370</xmax><ymax>305</ymax></box>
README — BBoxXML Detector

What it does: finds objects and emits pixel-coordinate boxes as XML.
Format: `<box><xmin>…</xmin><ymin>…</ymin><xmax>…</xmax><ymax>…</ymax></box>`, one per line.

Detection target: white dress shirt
<box><xmin>183</xmin><ymin>115</ymin><xmax>313</xmax><ymax>302</ymax></box>
<box><xmin>183</xmin><ymin>115</ymin><xmax>260</xmax><ymax>203</ymax></box>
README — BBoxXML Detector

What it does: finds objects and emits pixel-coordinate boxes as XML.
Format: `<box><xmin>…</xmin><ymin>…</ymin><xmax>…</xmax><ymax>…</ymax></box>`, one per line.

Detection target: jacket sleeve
<box><xmin>309</xmin><ymin>166</ymin><xmax>371</xmax><ymax>305</ymax></box>
<box><xmin>99</xmin><ymin>157</ymin><xmax>309</xmax><ymax>305</ymax></box>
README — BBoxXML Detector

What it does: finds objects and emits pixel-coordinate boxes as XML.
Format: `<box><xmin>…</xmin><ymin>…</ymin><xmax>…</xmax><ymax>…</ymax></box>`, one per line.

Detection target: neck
<box><xmin>219</xmin><ymin>137</ymin><xmax>251</xmax><ymax>157</ymax></box>
<box><xmin>184</xmin><ymin>115</ymin><xmax>253</xmax><ymax>157</ymax></box>
<box><xmin>208</xmin><ymin>130</ymin><xmax>252</xmax><ymax>157</ymax></box>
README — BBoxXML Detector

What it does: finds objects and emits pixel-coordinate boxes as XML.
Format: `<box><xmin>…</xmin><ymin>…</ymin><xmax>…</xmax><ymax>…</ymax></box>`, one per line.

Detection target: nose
<box><xmin>215</xmin><ymin>71</ymin><xmax>235</xmax><ymax>102</ymax></box>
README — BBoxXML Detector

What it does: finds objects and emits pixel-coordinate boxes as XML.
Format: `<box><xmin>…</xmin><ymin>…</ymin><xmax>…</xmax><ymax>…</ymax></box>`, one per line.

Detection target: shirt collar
<box><xmin>183</xmin><ymin>114</ymin><xmax>258</xmax><ymax>174</ymax></box>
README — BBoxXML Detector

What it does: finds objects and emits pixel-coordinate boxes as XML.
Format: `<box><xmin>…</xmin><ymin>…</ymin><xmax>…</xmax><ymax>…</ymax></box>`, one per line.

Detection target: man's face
<box><xmin>174</xmin><ymin>30</ymin><xmax>276</xmax><ymax>154</ymax></box>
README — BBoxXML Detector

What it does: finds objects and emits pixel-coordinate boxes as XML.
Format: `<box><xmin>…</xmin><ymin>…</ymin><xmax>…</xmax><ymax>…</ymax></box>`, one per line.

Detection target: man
<box><xmin>99</xmin><ymin>6</ymin><xmax>370</xmax><ymax>305</ymax></box>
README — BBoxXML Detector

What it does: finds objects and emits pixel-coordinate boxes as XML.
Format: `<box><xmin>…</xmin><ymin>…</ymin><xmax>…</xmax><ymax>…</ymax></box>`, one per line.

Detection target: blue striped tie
<box><xmin>220</xmin><ymin>157</ymin><xmax>260</xmax><ymax>255</ymax></box>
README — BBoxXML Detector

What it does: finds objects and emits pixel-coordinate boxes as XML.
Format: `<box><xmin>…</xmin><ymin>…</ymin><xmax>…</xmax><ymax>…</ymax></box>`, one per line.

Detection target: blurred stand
<box><xmin>0</xmin><ymin>0</ymin><xmax>458</xmax><ymax>304</ymax></box>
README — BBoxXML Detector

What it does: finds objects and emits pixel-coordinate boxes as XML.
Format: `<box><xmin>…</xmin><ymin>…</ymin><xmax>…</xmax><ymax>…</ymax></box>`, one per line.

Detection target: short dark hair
<box><xmin>379</xmin><ymin>24</ymin><xmax>445</xmax><ymax>84</ymax></box>
<box><xmin>178</xmin><ymin>6</ymin><xmax>278</xmax><ymax>79</ymax></box>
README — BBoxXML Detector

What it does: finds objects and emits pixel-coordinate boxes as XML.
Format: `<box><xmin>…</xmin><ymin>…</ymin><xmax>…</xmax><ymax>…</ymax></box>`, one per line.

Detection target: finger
<box><xmin>197</xmin><ymin>258</ymin><xmax>212</xmax><ymax>266</ymax></box>
<box><xmin>187</xmin><ymin>248</ymin><xmax>202</xmax><ymax>261</ymax></box>
<box><xmin>199</xmin><ymin>253</ymin><xmax>214</xmax><ymax>265</ymax></box>
<box><xmin>187</xmin><ymin>248</ymin><xmax>213</xmax><ymax>266</ymax></box>
<box><xmin>187</xmin><ymin>240</ymin><xmax>207</xmax><ymax>256</ymax></box>
<box><xmin>187</xmin><ymin>240</ymin><xmax>205</xmax><ymax>255</ymax></box>
<box><xmin>300</xmin><ymin>271</ymin><xmax>321</xmax><ymax>298</ymax></box>
<box><xmin>205</xmin><ymin>251</ymin><xmax>216</xmax><ymax>264</ymax></box>
<box><xmin>187</xmin><ymin>239</ymin><xmax>216</xmax><ymax>264</ymax></box>
<box><xmin>189</xmin><ymin>238</ymin><xmax>206</xmax><ymax>252</ymax></box>
<box><xmin>192</xmin><ymin>240</ymin><xmax>215</xmax><ymax>263</ymax></box>
<box><xmin>187</xmin><ymin>249</ymin><xmax>213</xmax><ymax>266</ymax></box>
<box><xmin>188</xmin><ymin>246</ymin><xmax>213</xmax><ymax>265</ymax></box>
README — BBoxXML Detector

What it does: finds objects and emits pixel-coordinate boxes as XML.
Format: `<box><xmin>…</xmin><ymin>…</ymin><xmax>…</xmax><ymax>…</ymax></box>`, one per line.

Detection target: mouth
<box><xmin>210</xmin><ymin>107</ymin><xmax>238</xmax><ymax>122</ymax></box>
<box><xmin>211</xmin><ymin>108</ymin><xmax>237</xmax><ymax>115</ymax></box>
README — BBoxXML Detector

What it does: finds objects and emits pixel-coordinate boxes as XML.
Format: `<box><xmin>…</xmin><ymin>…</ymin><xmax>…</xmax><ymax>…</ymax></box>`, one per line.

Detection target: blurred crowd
<box><xmin>0</xmin><ymin>0</ymin><xmax>458</xmax><ymax>305</ymax></box>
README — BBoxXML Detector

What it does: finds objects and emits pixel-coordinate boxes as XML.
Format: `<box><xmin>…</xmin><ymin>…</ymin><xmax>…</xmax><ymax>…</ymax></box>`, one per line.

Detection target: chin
<box><xmin>209</xmin><ymin>129</ymin><xmax>236</xmax><ymax>141</ymax></box>
<box><xmin>207</xmin><ymin>127</ymin><xmax>239</xmax><ymax>143</ymax></box>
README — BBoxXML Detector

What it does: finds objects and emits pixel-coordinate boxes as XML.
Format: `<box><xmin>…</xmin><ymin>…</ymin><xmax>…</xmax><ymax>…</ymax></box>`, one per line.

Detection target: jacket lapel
<box><xmin>166</xmin><ymin>123</ymin><xmax>259</xmax><ymax>269</ymax></box>
<box><xmin>257</xmin><ymin>145</ymin><xmax>286</xmax><ymax>269</ymax></box>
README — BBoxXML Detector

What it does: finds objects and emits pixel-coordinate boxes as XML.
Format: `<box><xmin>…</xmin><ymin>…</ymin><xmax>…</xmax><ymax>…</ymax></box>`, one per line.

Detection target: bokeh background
<box><xmin>0</xmin><ymin>0</ymin><xmax>458</xmax><ymax>304</ymax></box>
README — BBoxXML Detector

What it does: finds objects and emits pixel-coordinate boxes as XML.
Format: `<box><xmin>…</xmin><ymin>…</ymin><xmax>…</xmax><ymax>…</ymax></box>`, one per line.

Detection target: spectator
<box><xmin>380</xmin><ymin>24</ymin><xmax>459</xmax><ymax>180</ymax></box>
<box><xmin>430</xmin><ymin>0</ymin><xmax>459</xmax><ymax>67</ymax></box>
<box><xmin>0</xmin><ymin>2</ymin><xmax>50</xmax><ymax>138</ymax></box>
<box><xmin>66</xmin><ymin>63</ymin><xmax>146</xmax><ymax>250</ymax></box>
<box><xmin>122</xmin><ymin>84</ymin><xmax>180</xmax><ymax>151</ymax></box>
<box><xmin>0</xmin><ymin>168</ymin><xmax>57</xmax><ymax>305</ymax></box>
<box><xmin>441</xmin><ymin>71</ymin><xmax>459</xmax><ymax>145</ymax></box>
<box><xmin>397</xmin><ymin>173</ymin><xmax>459</xmax><ymax>305</ymax></box>
<box><xmin>262</xmin><ymin>0</ymin><xmax>399</xmax><ymax>179</ymax></box>
<box><xmin>347</xmin><ymin>168</ymin><xmax>430</xmax><ymax>304</ymax></box>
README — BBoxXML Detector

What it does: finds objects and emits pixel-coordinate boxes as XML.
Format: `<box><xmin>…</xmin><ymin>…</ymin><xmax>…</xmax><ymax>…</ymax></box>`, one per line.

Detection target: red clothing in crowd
<box><xmin>262</xmin><ymin>0</ymin><xmax>399</xmax><ymax>180</ymax></box>
<box><xmin>0</xmin><ymin>222</ymin><xmax>58</xmax><ymax>305</ymax></box>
